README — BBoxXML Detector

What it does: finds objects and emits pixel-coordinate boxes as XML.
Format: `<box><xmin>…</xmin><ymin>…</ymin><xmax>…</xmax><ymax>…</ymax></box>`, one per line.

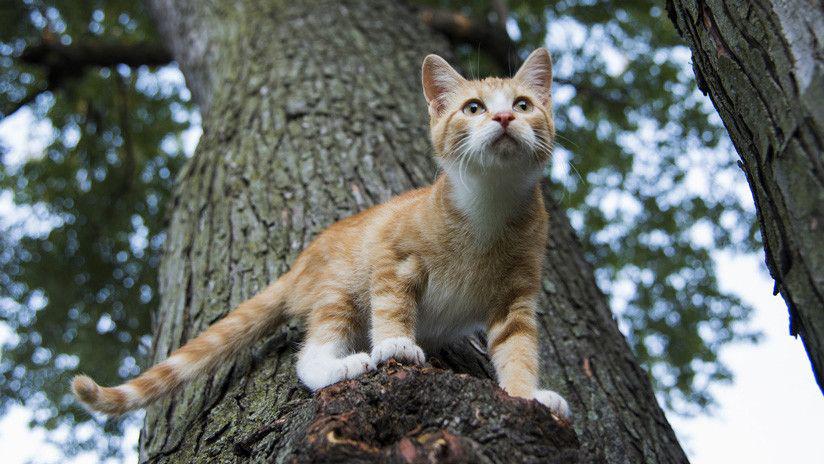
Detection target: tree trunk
<box><xmin>667</xmin><ymin>0</ymin><xmax>824</xmax><ymax>393</ymax></box>
<box><xmin>139</xmin><ymin>1</ymin><xmax>688</xmax><ymax>462</ymax></box>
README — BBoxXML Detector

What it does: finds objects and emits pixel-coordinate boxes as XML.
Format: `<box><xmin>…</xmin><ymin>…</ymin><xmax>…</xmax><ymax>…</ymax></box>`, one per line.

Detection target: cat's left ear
<box><xmin>514</xmin><ymin>48</ymin><xmax>553</xmax><ymax>106</ymax></box>
<box><xmin>422</xmin><ymin>54</ymin><xmax>465</xmax><ymax>115</ymax></box>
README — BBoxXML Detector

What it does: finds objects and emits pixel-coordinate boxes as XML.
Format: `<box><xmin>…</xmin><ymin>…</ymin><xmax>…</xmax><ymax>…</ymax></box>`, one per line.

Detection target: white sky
<box><xmin>670</xmin><ymin>251</ymin><xmax>824</xmax><ymax>462</ymax></box>
<box><xmin>1</xmin><ymin>81</ymin><xmax>823</xmax><ymax>463</ymax></box>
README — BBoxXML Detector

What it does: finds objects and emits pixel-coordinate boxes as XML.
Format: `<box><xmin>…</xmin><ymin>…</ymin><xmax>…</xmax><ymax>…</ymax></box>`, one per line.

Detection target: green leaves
<box><xmin>0</xmin><ymin>0</ymin><xmax>190</xmax><ymax>459</ymax></box>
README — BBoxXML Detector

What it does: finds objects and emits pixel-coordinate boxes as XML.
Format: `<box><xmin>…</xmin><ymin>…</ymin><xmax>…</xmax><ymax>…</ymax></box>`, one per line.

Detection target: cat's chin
<box><xmin>473</xmin><ymin>154</ymin><xmax>543</xmax><ymax>175</ymax></box>
<box><xmin>492</xmin><ymin>133</ymin><xmax>516</xmax><ymax>145</ymax></box>
<box><xmin>487</xmin><ymin>141</ymin><xmax>534</xmax><ymax>163</ymax></box>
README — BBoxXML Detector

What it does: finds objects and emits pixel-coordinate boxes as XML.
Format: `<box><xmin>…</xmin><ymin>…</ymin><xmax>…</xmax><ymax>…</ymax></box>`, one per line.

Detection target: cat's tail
<box><xmin>72</xmin><ymin>276</ymin><xmax>295</xmax><ymax>415</ymax></box>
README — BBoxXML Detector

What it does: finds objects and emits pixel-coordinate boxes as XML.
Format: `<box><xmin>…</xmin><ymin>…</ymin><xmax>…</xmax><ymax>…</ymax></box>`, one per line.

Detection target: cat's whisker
<box><xmin>537</xmin><ymin>136</ymin><xmax>582</xmax><ymax>188</ymax></box>
<box><xmin>553</xmin><ymin>132</ymin><xmax>580</xmax><ymax>151</ymax></box>
<box><xmin>457</xmin><ymin>151</ymin><xmax>469</xmax><ymax>191</ymax></box>
<box><xmin>448</xmin><ymin>137</ymin><xmax>474</xmax><ymax>192</ymax></box>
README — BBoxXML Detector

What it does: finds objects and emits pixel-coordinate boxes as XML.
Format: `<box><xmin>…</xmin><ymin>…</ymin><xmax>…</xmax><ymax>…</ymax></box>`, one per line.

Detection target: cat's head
<box><xmin>421</xmin><ymin>49</ymin><xmax>554</xmax><ymax>171</ymax></box>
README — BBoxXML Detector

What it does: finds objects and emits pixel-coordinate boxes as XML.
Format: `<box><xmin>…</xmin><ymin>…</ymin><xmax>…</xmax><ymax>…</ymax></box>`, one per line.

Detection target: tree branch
<box><xmin>418</xmin><ymin>8</ymin><xmax>624</xmax><ymax>107</ymax></box>
<box><xmin>491</xmin><ymin>0</ymin><xmax>510</xmax><ymax>30</ymax></box>
<box><xmin>19</xmin><ymin>40</ymin><xmax>172</xmax><ymax>73</ymax></box>
<box><xmin>265</xmin><ymin>361</ymin><xmax>580</xmax><ymax>463</ymax></box>
<box><xmin>3</xmin><ymin>40</ymin><xmax>173</xmax><ymax>120</ymax></box>
<box><xmin>1</xmin><ymin>85</ymin><xmax>45</xmax><ymax>120</ymax></box>
<box><xmin>419</xmin><ymin>7</ymin><xmax>521</xmax><ymax>74</ymax></box>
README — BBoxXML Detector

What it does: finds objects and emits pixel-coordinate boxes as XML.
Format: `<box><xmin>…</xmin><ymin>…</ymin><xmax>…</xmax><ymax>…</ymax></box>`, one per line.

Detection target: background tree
<box><xmin>667</xmin><ymin>0</ymin><xmax>824</xmax><ymax>393</ymax></box>
<box><xmin>0</xmin><ymin>0</ymin><xmax>758</xmax><ymax>461</ymax></box>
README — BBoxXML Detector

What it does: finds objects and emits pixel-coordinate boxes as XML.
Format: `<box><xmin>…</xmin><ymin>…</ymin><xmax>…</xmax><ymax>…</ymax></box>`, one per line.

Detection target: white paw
<box><xmin>340</xmin><ymin>352</ymin><xmax>376</xmax><ymax>379</ymax></box>
<box><xmin>534</xmin><ymin>389</ymin><xmax>572</xmax><ymax>421</ymax></box>
<box><xmin>297</xmin><ymin>352</ymin><xmax>375</xmax><ymax>391</ymax></box>
<box><xmin>370</xmin><ymin>337</ymin><xmax>425</xmax><ymax>366</ymax></box>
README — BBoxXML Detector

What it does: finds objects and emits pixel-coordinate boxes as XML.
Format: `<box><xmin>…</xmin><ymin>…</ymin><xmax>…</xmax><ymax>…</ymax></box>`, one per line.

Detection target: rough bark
<box><xmin>255</xmin><ymin>361</ymin><xmax>580</xmax><ymax>464</ymax></box>
<box><xmin>139</xmin><ymin>1</ymin><xmax>688</xmax><ymax>462</ymax></box>
<box><xmin>667</xmin><ymin>0</ymin><xmax>824</xmax><ymax>392</ymax></box>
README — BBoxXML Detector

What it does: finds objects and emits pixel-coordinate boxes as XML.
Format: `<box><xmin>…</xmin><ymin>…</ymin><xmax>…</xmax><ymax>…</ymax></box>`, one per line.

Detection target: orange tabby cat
<box><xmin>72</xmin><ymin>48</ymin><xmax>571</xmax><ymax>420</ymax></box>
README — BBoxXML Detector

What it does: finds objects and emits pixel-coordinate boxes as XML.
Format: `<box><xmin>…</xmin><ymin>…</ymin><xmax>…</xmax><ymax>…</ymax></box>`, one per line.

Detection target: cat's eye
<box><xmin>462</xmin><ymin>100</ymin><xmax>486</xmax><ymax>115</ymax></box>
<box><xmin>513</xmin><ymin>98</ymin><xmax>532</xmax><ymax>112</ymax></box>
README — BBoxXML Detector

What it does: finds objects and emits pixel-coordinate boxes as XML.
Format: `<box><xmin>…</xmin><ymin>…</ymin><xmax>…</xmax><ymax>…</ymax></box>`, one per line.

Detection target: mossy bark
<box><xmin>668</xmin><ymin>0</ymin><xmax>824</xmax><ymax>392</ymax></box>
<box><xmin>140</xmin><ymin>1</ymin><xmax>688</xmax><ymax>462</ymax></box>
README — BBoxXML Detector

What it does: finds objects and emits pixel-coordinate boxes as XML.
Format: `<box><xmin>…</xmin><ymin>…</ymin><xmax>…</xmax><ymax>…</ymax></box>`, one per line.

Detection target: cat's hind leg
<box><xmin>296</xmin><ymin>288</ymin><xmax>374</xmax><ymax>391</ymax></box>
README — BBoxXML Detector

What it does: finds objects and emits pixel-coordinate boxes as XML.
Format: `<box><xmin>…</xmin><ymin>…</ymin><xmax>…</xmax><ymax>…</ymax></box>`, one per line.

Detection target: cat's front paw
<box><xmin>533</xmin><ymin>389</ymin><xmax>572</xmax><ymax>421</ymax></box>
<box><xmin>296</xmin><ymin>352</ymin><xmax>375</xmax><ymax>391</ymax></box>
<box><xmin>371</xmin><ymin>337</ymin><xmax>425</xmax><ymax>366</ymax></box>
<box><xmin>340</xmin><ymin>352</ymin><xmax>377</xmax><ymax>379</ymax></box>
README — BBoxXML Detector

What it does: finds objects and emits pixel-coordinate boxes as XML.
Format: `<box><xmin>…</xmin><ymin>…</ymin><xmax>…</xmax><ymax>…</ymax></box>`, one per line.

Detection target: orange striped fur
<box><xmin>72</xmin><ymin>48</ymin><xmax>571</xmax><ymax>420</ymax></box>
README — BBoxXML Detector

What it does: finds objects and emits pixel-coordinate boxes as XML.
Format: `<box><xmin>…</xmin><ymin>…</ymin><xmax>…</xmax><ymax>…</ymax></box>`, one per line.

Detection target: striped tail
<box><xmin>72</xmin><ymin>279</ymin><xmax>291</xmax><ymax>415</ymax></box>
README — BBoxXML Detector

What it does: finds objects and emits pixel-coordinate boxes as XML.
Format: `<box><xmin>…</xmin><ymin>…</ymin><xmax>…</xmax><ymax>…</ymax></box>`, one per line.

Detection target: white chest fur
<box><xmin>415</xmin><ymin>266</ymin><xmax>494</xmax><ymax>349</ymax></box>
<box><xmin>441</xmin><ymin>160</ymin><xmax>543</xmax><ymax>244</ymax></box>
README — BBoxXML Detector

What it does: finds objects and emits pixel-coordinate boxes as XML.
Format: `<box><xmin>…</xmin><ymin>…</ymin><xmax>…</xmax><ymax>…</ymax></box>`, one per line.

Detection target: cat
<box><xmin>72</xmin><ymin>48</ymin><xmax>571</xmax><ymax>421</ymax></box>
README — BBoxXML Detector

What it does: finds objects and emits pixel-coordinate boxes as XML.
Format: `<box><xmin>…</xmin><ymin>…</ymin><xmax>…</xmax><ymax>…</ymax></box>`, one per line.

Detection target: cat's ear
<box><xmin>422</xmin><ymin>54</ymin><xmax>465</xmax><ymax>115</ymax></box>
<box><xmin>514</xmin><ymin>48</ymin><xmax>552</xmax><ymax>106</ymax></box>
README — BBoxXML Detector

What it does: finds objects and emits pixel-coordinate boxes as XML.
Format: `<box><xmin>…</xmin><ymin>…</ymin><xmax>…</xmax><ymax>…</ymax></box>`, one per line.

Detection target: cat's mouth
<box><xmin>492</xmin><ymin>133</ymin><xmax>516</xmax><ymax>145</ymax></box>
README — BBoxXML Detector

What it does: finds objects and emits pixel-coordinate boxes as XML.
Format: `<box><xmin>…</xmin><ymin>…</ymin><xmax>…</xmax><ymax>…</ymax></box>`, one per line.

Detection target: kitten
<box><xmin>72</xmin><ymin>48</ymin><xmax>571</xmax><ymax>420</ymax></box>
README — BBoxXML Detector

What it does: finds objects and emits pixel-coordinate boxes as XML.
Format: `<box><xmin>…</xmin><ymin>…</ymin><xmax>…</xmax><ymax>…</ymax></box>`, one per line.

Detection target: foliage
<box><xmin>0</xmin><ymin>0</ymin><xmax>759</xmax><ymax>460</ymax></box>
<box><xmin>0</xmin><ymin>0</ymin><xmax>190</xmax><ymax>459</ymax></box>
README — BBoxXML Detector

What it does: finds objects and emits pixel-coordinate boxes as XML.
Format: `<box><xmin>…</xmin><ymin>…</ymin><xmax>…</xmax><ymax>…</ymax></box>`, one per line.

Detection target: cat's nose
<box><xmin>492</xmin><ymin>111</ymin><xmax>515</xmax><ymax>129</ymax></box>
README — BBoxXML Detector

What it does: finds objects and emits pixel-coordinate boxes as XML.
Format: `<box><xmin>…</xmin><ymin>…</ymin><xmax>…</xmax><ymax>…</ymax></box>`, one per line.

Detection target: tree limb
<box><xmin>418</xmin><ymin>7</ymin><xmax>623</xmax><ymax>107</ymax></box>
<box><xmin>253</xmin><ymin>361</ymin><xmax>581</xmax><ymax>463</ymax></box>
<box><xmin>3</xmin><ymin>40</ymin><xmax>173</xmax><ymax>120</ymax></box>
<box><xmin>1</xmin><ymin>85</ymin><xmax>45</xmax><ymax>120</ymax></box>
<box><xmin>668</xmin><ymin>0</ymin><xmax>824</xmax><ymax>393</ymax></box>
<box><xmin>419</xmin><ymin>7</ymin><xmax>521</xmax><ymax>74</ymax></box>
<box><xmin>491</xmin><ymin>0</ymin><xmax>510</xmax><ymax>30</ymax></box>
<box><xmin>19</xmin><ymin>40</ymin><xmax>172</xmax><ymax>74</ymax></box>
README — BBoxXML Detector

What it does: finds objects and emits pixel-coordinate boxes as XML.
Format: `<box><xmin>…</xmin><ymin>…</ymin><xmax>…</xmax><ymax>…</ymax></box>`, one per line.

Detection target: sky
<box><xmin>1</xmin><ymin>84</ymin><xmax>823</xmax><ymax>463</ymax></box>
<box><xmin>669</xmin><ymin>251</ymin><xmax>824</xmax><ymax>463</ymax></box>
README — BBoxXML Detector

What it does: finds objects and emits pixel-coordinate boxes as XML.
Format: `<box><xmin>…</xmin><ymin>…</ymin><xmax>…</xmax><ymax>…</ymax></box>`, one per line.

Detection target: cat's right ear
<box><xmin>422</xmin><ymin>54</ymin><xmax>464</xmax><ymax>116</ymax></box>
